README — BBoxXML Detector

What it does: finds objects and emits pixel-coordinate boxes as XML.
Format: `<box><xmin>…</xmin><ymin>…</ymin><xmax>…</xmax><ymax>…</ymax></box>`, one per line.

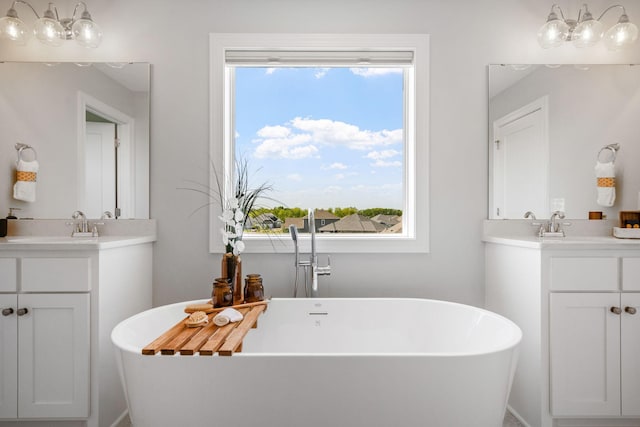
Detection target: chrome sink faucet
<box><xmin>549</xmin><ymin>211</ymin><xmax>565</xmax><ymax>233</ymax></box>
<box><xmin>71</xmin><ymin>210</ymin><xmax>89</xmax><ymax>233</ymax></box>
<box><xmin>69</xmin><ymin>210</ymin><xmax>103</xmax><ymax>237</ymax></box>
<box><xmin>525</xmin><ymin>210</ymin><xmax>570</xmax><ymax>237</ymax></box>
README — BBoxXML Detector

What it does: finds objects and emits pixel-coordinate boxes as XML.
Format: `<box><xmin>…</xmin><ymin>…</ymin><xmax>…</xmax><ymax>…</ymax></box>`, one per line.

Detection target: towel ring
<box><xmin>15</xmin><ymin>143</ymin><xmax>37</xmax><ymax>162</ymax></box>
<box><xmin>597</xmin><ymin>143</ymin><xmax>619</xmax><ymax>163</ymax></box>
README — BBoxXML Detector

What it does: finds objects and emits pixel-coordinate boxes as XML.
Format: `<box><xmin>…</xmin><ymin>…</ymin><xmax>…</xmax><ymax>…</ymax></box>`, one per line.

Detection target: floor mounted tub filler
<box><xmin>111</xmin><ymin>298</ymin><xmax>521</xmax><ymax>427</ymax></box>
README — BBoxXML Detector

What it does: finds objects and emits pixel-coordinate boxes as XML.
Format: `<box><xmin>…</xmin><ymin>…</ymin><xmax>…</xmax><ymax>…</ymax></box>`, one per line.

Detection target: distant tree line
<box><xmin>251</xmin><ymin>206</ymin><xmax>402</xmax><ymax>220</ymax></box>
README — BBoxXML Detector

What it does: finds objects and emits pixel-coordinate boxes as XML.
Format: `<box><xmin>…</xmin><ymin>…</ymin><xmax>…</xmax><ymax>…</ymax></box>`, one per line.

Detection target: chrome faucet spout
<box><xmin>549</xmin><ymin>211</ymin><xmax>565</xmax><ymax>233</ymax></box>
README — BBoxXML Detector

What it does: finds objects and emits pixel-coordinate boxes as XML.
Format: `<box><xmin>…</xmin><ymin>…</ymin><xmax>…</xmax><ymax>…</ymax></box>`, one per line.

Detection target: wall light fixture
<box><xmin>0</xmin><ymin>1</ymin><xmax>101</xmax><ymax>48</ymax></box>
<box><xmin>538</xmin><ymin>4</ymin><xmax>637</xmax><ymax>50</ymax></box>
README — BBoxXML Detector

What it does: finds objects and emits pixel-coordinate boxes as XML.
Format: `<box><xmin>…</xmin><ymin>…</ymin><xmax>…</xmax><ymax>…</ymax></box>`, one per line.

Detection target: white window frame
<box><xmin>210</xmin><ymin>33</ymin><xmax>429</xmax><ymax>254</ymax></box>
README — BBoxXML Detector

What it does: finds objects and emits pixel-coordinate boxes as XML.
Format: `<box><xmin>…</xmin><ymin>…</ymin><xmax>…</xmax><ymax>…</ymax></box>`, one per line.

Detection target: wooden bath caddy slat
<box><xmin>219</xmin><ymin>304</ymin><xmax>265</xmax><ymax>356</ymax></box>
<box><xmin>141</xmin><ymin>303</ymin><xmax>267</xmax><ymax>356</ymax></box>
<box><xmin>198</xmin><ymin>308</ymin><xmax>251</xmax><ymax>356</ymax></box>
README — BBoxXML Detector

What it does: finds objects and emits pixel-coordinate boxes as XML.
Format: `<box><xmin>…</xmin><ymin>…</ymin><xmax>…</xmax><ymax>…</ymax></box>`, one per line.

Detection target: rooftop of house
<box><xmin>370</xmin><ymin>214</ymin><xmax>402</xmax><ymax>225</ymax></box>
<box><xmin>319</xmin><ymin>213</ymin><xmax>389</xmax><ymax>233</ymax></box>
<box><xmin>313</xmin><ymin>209</ymin><xmax>339</xmax><ymax>220</ymax></box>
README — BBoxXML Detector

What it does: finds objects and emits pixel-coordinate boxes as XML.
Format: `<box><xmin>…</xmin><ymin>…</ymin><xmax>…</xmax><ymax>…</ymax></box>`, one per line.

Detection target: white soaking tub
<box><xmin>112</xmin><ymin>298</ymin><xmax>521</xmax><ymax>427</ymax></box>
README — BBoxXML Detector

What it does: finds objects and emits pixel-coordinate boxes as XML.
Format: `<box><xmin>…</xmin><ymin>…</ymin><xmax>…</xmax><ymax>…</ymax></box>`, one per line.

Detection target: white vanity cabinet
<box><xmin>1</xmin><ymin>293</ymin><xmax>90</xmax><ymax>419</ymax></box>
<box><xmin>0</xmin><ymin>254</ymin><xmax>91</xmax><ymax>420</ymax></box>
<box><xmin>0</xmin><ymin>239</ymin><xmax>153</xmax><ymax>427</ymax></box>
<box><xmin>485</xmin><ymin>238</ymin><xmax>640</xmax><ymax>427</ymax></box>
<box><xmin>548</xmin><ymin>256</ymin><xmax>640</xmax><ymax>418</ymax></box>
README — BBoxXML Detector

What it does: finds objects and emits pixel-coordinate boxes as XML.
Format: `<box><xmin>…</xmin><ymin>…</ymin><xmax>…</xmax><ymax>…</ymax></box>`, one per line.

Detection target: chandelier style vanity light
<box><xmin>0</xmin><ymin>0</ymin><xmax>101</xmax><ymax>48</ymax></box>
<box><xmin>538</xmin><ymin>3</ymin><xmax>638</xmax><ymax>50</ymax></box>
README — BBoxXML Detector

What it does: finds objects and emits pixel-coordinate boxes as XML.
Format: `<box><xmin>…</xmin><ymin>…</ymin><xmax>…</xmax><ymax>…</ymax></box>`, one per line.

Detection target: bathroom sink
<box><xmin>5</xmin><ymin>236</ymin><xmax>97</xmax><ymax>244</ymax></box>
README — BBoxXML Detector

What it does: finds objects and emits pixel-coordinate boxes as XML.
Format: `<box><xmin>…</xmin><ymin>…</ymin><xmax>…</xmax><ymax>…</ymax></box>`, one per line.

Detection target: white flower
<box><xmin>229</xmin><ymin>197</ymin><xmax>239</xmax><ymax>209</ymax></box>
<box><xmin>234</xmin><ymin>209</ymin><xmax>244</xmax><ymax>222</ymax></box>
<box><xmin>232</xmin><ymin>240</ymin><xmax>245</xmax><ymax>255</ymax></box>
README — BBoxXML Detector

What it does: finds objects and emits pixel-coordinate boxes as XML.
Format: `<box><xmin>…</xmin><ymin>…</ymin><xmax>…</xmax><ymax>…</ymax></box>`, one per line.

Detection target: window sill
<box><xmin>210</xmin><ymin>233</ymin><xmax>429</xmax><ymax>254</ymax></box>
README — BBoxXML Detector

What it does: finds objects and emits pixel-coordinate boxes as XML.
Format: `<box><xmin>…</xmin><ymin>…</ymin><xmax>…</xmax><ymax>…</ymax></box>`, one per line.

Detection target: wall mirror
<box><xmin>0</xmin><ymin>62</ymin><xmax>150</xmax><ymax>219</ymax></box>
<box><xmin>489</xmin><ymin>64</ymin><xmax>640</xmax><ymax>220</ymax></box>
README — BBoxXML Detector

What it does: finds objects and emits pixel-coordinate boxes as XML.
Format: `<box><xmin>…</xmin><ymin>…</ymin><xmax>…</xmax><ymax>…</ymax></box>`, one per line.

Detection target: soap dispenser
<box><xmin>6</xmin><ymin>208</ymin><xmax>19</xmax><ymax>219</ymax></box>
<box><xmin>0</xmin><ymin>209</ymin><xmax>12</xmax><ymax>237</ymax></box>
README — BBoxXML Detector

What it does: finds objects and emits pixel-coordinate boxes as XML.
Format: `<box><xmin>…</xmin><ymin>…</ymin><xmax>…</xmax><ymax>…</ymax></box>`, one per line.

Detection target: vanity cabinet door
<box><xmin>17</xmin><ymin>293</ymin><xmax>90</xmax><ymax>419</ymax></box>
<box><xmin>0</xmin><ymin>294</ymin><xmax>17</xmax><ymax>419</ymax></box>
<box><xmin>622</xmin><ymin>258</ymin><xmax>640</xmax><ymax>291</ymax></box>
<box><xmin>622</xmin><ymin>293</ymin><xmax>640</xmax><ymax>415</ymax></box>
<box><xmin>0</xmin><ymin>258</ymin><xmax>17</xmax><ymax>292</ymax></box>
<box><xmin>550</xmin><ymin>292</ymin><xmax>621</xmax><ymax>416</ymax></box>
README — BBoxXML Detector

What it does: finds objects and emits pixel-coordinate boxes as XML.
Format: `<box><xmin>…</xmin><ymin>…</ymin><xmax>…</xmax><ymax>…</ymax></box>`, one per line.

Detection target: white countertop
<box><xmin>0</xmin><ymin>235</ymin><xmax>156</xmax><ymax>250</ymax></box>
<box><xmin>0</xmin><ymin>219</ymin><xmax>156</xmax><ymax>250</ymax></box>
<box><xmin>483</xmin><ymin>219</ymin><xmax>640</xmax><ymax>250</ymax></box>
<box><xmin>483</xmin><ymin>234</ymin><xmax>640</xmax><ymax>250</ymax></box>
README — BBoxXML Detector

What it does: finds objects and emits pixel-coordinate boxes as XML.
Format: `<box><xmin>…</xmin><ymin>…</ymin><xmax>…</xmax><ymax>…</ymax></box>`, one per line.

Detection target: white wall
<box><xmin>2</xmin><ymin>0</ymin><xmax>640</xmax><ymax>308</ymax></box>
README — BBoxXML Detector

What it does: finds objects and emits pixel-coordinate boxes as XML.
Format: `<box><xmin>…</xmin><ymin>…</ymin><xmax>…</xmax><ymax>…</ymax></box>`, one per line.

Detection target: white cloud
<box><xmin>350</xmin><ymin>68</ymin><xmax>403</xmax><ymax>77</ymax></box>
<box><xmin>251</xmin><ymin>118</ymin><xmax>402</xmax><ymax>160</ymax></box>
<box><xmin>365</xmin><ymin>149</ymin><xmax>401</xmax><ymax>160</ymax></box>
<box><xmin>287</xmin><ymin>173</ymin><xmax>303</xmax><ymax>182</ymax></box>
<box><xmin>265</xmin><ymin>68</ymin><xmax>277</xmax><ymax>75</ymax></box>
<box><xmin>315</xmin><ymin>68</ymin><xmax>330</xmax><ymax>78</ymax></box>
<box><xmin>334</xmin><ymin>173</ymin><xmax>345</xmax><ymax>180</ymax></box>
<box><xmin>370</xmin><ymin>159</ymin><xmax>402</xmax><ymax>168</ymax></box>
<box><xmin>290</xmin><ymin>117</ymin><xmax>402</xmax><ymax>151</ymax></box>
<box><xmin>252</xmin><ymin>129</ymin><xmax>317</xmax><ymax>159</ymax></box>
<box><xmin>325</xmin><ymin>162</ymin><xmax>348</xmax><ymax>170</ymax></box>
<box><xmin>257</xmin><ymin>125</ymin><xmax>291</xmax><ymax>138</ymax></box>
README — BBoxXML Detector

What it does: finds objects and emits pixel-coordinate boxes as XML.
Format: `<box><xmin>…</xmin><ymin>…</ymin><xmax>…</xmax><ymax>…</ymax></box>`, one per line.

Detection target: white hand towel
<box><xmin>595</xmin><ymin>161</ymin><xmax>615</xmax><ymax>207</ymax></box>
<box><xmin>213</xmin><ymin>307</ymin><xmax>243</xmax><ymax>326</ymax></box>
<box><xmin>13</xmin><ymin>159</ymin><xmax>39</xmax><ymax>203</ymax></box>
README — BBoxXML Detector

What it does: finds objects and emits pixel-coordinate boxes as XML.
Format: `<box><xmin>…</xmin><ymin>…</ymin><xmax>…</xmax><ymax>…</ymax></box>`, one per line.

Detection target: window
<box><xmin>210</xmin><ymin>34</ymin><xmax>429</xmax><ymax>253</ymax></box>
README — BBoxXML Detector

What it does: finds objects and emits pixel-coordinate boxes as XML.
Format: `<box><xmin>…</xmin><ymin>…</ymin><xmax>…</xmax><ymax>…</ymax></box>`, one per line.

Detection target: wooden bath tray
<box><xmin>142</xmin><ymin>303</ymin><xmax>267</xmax><ymax>356</ymax></box>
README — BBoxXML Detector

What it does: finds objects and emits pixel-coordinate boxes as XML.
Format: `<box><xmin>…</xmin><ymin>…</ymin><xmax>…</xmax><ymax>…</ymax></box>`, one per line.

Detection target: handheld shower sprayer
<box><xmin>289</xmin><ymin>224</ymin><xmax>303</xmax><ymax>297</ymax></box>
<box><xmin>289</xmin><ymin>224</ymin><xmax>299</xmax><ymax>267</ymax></box>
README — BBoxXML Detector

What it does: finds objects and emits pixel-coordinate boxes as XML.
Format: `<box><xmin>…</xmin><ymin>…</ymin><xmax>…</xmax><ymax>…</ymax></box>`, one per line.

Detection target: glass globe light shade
<box><xmin>604</xmin><ymin>18</ymin><xmax>638</xmax><ymax>50</ymax></box>
<box><xmin>34</xmin><ymin>17</ymin><xmax>64</xmax><ymax>47</ymax></box>
<box><xmin>71</xmin><ymin>17</ymin><xmax>102</xmax><ymax>48</ymax></box>
<box><xmin>573</xmin><ymin>18</ymin><xmax>603</xmax><ymax>48</ymax></box>
<box><xmin>537</xmin><ymin>18</ymin><xmax>570</xmax><ymax>48</ymax></box>
<box><xmin>0</xmin><ymin>14</ymin><xmax>28</xmax><ymax>45</ymax></box>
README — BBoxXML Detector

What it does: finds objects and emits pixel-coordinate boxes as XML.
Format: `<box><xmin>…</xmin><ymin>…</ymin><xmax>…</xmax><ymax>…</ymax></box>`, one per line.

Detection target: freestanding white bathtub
<box><xmin>112</xmin><ymin>298</ymin><xmax>521</xmax><ymax>427</ymax></box>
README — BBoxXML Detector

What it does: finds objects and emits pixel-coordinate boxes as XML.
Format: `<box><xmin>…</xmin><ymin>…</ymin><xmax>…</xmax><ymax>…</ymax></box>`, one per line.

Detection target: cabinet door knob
<box><xmin>16</xmin><ymin>308</ymin><xmax>28</xmax><ymax>316</ymax></box>
<box><xmin>1</xmin><ymin>308</ymin><xmax>14</xmax><ymax>316</ymax></box>
<box><xmin>611</xmin><ymin>306</ymin><xmax>622</xmax><ymax>315</ymax></box>
<box><xmin>625</xmin><ymin>306</ymin><xmax>637</xmax><ymax>315</ymax></box>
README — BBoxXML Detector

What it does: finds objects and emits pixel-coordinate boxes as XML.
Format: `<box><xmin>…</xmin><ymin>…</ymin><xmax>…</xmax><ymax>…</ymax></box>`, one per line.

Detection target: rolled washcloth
<box><xmin>595</xmin><ymin>161</ymin><xmax>615</xmax><ymax>207</ymax></box>
<box><xmin>13</xmin><ymin>159</ymin><xmax>39</xmax><ymax>203</ymax></box>
<box><xmin>213</xmin><ymin>307</ymin><xmax>244</xmax><ymax>326</ymax></box>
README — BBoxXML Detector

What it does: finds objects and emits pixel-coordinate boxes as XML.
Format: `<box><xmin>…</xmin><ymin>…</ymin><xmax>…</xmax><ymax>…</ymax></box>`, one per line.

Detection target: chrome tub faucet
<box><xmin>290</xmin><ymin>208</ymin><xmax>331</xmax><ymax>297</ymax></box>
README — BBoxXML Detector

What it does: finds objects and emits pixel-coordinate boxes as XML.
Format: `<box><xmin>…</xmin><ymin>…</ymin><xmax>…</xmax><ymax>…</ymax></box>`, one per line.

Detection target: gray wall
<box><xmin>3</xmin><ymin>0</ymin><xmax>640</xmax><ymax>307</ymax></box>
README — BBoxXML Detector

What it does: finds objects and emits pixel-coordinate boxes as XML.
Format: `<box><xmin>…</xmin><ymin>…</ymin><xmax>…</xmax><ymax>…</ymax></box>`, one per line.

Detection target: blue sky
<box><xmin>234</xmin><ymin>67</ymin><xmax>404</xmax><ymax>211</ymax></box>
